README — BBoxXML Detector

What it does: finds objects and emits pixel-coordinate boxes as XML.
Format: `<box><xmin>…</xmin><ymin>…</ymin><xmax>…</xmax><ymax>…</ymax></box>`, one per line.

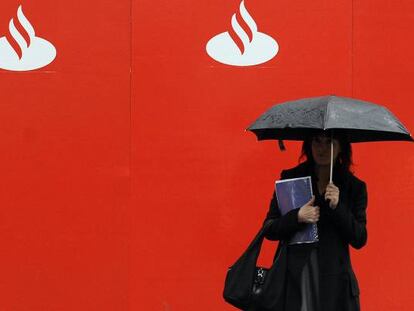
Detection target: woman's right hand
<box><xmin>298</xmin><ymin>196</ymin><xmax>320</xmax><ymax>223</ymax></box>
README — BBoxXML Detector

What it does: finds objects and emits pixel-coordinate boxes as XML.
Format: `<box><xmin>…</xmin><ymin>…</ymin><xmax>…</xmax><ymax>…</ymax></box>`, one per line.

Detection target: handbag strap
<box><xmin>239</xmin><ymin>219</ymin><xmax>275</xmax><ymax>260</ymax></box>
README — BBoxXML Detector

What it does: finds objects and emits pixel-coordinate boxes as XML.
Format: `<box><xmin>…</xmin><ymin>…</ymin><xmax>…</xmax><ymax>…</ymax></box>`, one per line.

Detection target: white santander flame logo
<box><xmin>206</xmin><ymin>1</ymin><xmax>278</xmax><ymax>66</ymax></box>
<box><xmin>0</xmin><ymin>5</ymin><xmax>56</xmax><ymax>71</ymax></box>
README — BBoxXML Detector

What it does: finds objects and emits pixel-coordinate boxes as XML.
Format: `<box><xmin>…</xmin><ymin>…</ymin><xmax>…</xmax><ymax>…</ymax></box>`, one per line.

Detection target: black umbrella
<box><xmin>247</xmin><ymin>95</ymin><xmax>413</xmax><ymax>182</ymax></box>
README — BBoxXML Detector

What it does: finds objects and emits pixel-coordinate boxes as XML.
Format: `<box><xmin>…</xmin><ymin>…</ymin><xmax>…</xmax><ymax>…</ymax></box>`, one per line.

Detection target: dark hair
<box><xmin>298</xmin><ymin>132</ymin><xmax>354</xmax><ymax>173</ymax></box>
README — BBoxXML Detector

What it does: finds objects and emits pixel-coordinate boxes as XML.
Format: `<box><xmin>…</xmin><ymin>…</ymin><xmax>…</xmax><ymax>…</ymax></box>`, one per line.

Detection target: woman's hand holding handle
<box><xmin>325</xmin><ymin>182</ymin><xmax>340</xmax><ymax>209</ymax></box>
<box><xmin>298</xmin><ymin>196</ymin><xmax>320</xmax><ymax>223</ymax></box>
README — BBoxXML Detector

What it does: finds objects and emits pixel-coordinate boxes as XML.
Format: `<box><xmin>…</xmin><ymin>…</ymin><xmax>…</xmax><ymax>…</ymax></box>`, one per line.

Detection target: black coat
<box><xmin>264</xmin><ymin>161</ymin><xmax>367</xmax><ymax>311</ymax></box>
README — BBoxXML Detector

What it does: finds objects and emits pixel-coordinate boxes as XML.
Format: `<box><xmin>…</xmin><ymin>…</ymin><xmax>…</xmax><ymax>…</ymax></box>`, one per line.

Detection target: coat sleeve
<box><xmin>329</xmin><ymin>181</ymin><xmax>368</xmax><ymax>249</ymax></box>
<box><xmin>264</xmin><ymin>170</ymin><xmax>307</xmax><ymax>241</ymax></box>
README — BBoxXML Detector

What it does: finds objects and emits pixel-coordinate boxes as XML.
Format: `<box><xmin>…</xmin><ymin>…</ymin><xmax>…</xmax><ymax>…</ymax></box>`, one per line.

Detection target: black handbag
<box><xmin>223</xmin><ymin>220</ymin><xmax>287</xmax><ymax>311</ymax></box>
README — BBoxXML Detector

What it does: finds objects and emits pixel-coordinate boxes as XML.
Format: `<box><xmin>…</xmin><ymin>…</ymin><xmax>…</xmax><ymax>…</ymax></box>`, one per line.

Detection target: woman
<box><xmin>264</xmin><ymin>131</ymin><xmax>368</xmax><ymax>311</ymax></box>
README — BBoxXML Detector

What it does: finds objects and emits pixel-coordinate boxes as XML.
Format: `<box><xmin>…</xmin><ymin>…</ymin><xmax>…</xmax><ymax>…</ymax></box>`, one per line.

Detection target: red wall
<box><xmin>0</xmin><ymin>0</ymin><xmax>412</xmax><ymax>310</ymax></box>
<box><xmin>134</xmin><ymin>0</ymin><xmax>414</xmax><ymax>310</ymax></box>
<box><xmin>0</xmin><ymin>1</ymin><xmax>130</xmax><ymax>310</ymax></box>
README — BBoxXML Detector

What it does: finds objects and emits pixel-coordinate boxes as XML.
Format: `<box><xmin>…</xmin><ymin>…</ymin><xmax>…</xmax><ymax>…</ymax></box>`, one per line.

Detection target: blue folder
<box><xmin>275</xmin><ymin>176</ymin><xmax>318</xmax><ymax>245</ymax></box>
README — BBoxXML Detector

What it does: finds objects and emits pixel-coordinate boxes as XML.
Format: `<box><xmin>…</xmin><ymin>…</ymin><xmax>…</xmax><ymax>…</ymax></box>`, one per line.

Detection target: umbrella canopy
<box><xmin>247</xmin><ymin>95</ymin><xmax>413</xmax><ymax>143</ymax></box>
<box><xmin>247</xmin><ymin>95</ymin><xmax>413</xmax><ymax>183</ymax></box>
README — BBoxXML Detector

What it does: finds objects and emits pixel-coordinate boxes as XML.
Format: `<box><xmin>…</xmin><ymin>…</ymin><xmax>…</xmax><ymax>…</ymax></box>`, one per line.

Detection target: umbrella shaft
<box><xmin>330</xmin><ymin>131</ymin><xmax>333</xmax><ymax>183</ymax></box>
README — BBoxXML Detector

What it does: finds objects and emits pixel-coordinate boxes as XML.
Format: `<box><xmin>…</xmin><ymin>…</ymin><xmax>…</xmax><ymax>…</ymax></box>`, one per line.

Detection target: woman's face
<box><xmin>311</xmin><ymin>134</ymin><xmax>341</xmax><ymax>166</ymax></box>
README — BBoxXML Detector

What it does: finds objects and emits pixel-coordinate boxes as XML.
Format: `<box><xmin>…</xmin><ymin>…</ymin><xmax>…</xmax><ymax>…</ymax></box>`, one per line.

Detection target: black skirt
<box><xmin>299</xmin><ymin>248</ymin><xmax>319</xmax><ymax>311</ymax></box>
<box><xmin>284</xmin><ymin>243</ymin><xmax>318</xmax><ymax>311</ymax></box>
